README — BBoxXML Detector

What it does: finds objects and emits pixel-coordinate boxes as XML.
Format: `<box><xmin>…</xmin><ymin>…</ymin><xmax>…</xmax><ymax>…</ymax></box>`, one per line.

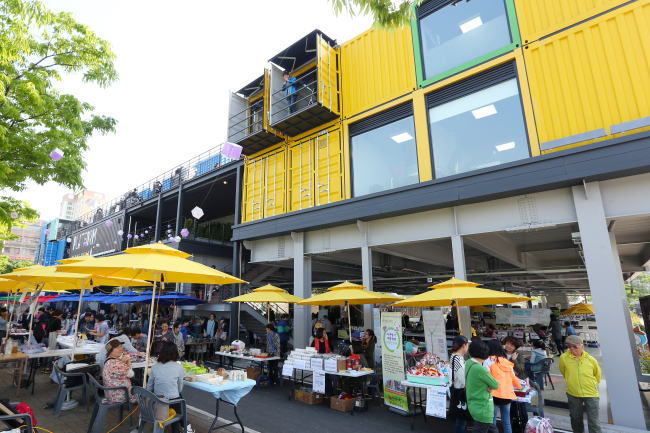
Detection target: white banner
<box><xmin>423</xmin><ymin>310</ymin><xmax>448</xmax><ymax>361</ymax></box>
<box><xmin>495</xmin><ymin>308</ymin><xmax>552</xmax><ymax>326</ymax></box>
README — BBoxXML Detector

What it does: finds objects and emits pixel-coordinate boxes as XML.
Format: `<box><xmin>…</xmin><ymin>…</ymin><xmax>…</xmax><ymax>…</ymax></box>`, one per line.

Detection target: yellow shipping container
<box><xmin>524</xmin><ymin>0</ymin><xmax>650</xmax><ymax>152</ymax></box>
<box><xmin>241</xmin><ymin>145</ymin><xmax>287</xmax><ymax>223</ymax></box>
<box><xmin>515</xmin><ymin>0</ymin><xmax>632</xmax><ymax>43</ymax></box>
<box><xmin>340</xmin><ymin>26</ymin><xmax>417</xmax><ymax>119</ymax></box>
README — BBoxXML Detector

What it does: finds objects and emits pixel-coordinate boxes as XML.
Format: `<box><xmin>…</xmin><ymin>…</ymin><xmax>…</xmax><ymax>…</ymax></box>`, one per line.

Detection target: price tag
<box><xmin>324</xmin><ymin>358</ymin><xmax>338</xmax><ymax>372</ymax></box>
<box><xmin>313</xmin><ymin>371</ymin><xmax>326</xmax><ymax>394</ymax></box>
<box><xmin>311</xmin><ymin>358</ymin><xmax>323</xmax><ymax>371</ymax></box>
<box><xmin>282</xmin><ymin>363</ymin><xmax>294</xmax><ymax>377</ymax></box>
<box><xmin>294</xmin><ymin>360</ymin><xmax>307</xmax><ymax>370</ymax></box>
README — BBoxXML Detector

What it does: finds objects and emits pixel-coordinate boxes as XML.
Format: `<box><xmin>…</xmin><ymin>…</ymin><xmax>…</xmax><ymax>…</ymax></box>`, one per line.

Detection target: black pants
<box><xmin>268</xmin><ymin>360</ymin><xmax>279</xmax><ymax>384</ymax></box>
<box><xmin>280</xmin><ymin>340</ymin><xmax>288</xmax><ymax>358</ymax></box>
<box><xmin>473</xmin><ymin>420</ymin><xmax>499</xmax><ymax>433</ymax></box>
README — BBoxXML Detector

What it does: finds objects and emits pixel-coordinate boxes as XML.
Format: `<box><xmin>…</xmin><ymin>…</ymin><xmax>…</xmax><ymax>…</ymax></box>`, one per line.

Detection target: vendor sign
<box><xmin>381</xmin><ymin>311</ymin><xmax>409</xmax><ymax>411</ymax></box>
<box><xmin>422</xmin><ymin>310</ymin><xmax>447</xmax><ymax>361</ymax></box>
<box><xmin>426</xmin><ymin>385</ymin><xmax>447</xmax><ymax>418</ymax></box>
<box><xmin>496</xmin><ymin>308</ymin><xmax>552</xmax><ymax>326</ymax></box>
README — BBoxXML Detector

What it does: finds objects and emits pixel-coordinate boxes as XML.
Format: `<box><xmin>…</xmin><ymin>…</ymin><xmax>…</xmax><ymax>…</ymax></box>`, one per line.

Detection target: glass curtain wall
<box><xmin>420</xmin><ymin>0</ymin><xmax>512</xmax><ymax>81</ymax></box>
<box><xmin>351</xmin><ymin>117</ymin><xmax>419</xmax><ymax>197</ymax></box>
<box><xmin>429</xmin><ymin>78</ymin><xmax>529</xmax><ymax>178</ymax></box>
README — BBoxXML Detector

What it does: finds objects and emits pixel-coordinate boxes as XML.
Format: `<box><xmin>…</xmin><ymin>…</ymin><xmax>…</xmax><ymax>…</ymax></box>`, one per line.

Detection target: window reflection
<box><xmin>419</xmin><ymin>0</ymin><xmax>511</xmax><ymax>80</ymax></box>
<box><xmin>429</xmin><ymin>79</ymin><xmax>529</xmax><ymax>178</ymax></box>
<box><xmin>351</xmin><ymin>117</ymin><xmax>419</xmax><ymax>197</ymax></box>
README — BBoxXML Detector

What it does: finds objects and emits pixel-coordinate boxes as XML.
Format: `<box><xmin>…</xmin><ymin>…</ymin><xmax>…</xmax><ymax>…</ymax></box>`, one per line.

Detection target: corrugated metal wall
<box><xmin>515</xmin><ymin>0</ymin><xmax>631</xmax><ymax>42</ymax></box>
<box><xmin>524</xmin><ymin>0</ymin><xmax>650</xmax><ymax>151</ymax></box>
<box><xmin>340</xmin><ymin>26</ymin><xmax>417</xmax><ymax>119</ymax></box>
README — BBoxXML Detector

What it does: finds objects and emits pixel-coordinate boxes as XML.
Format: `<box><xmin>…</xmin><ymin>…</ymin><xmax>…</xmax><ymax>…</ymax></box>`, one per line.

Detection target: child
<box><xmin>130</xmin><ymin>327</ymin><xmax>147</xmax><ymax>353</ymax></box>
<box><xmin>525</xmin><ymin>339</ymin><xmax>548</xmax><ymax>382</ymax></box>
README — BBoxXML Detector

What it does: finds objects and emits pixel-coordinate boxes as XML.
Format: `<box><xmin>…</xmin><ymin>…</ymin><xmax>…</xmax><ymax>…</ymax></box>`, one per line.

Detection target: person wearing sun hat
<box><xmin>102</xmin><ymin>340</ymin><xmax>136</xmax><ymax>404</ymax></box>
<box><xmin>560</xmin><ymin>335</ymin><xmax>602</xmax><ymax>433</ymax></box>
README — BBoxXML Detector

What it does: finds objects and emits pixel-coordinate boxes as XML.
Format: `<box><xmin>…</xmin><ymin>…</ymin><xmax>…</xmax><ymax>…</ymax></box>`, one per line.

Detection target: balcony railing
<box><xmin>68</xmin><ymin>143</ymin><xmax>236</xmax><ymax>232</ymax></box>
<box><xmin>269</xmin><ymin>69</ymin><xmax>318</xmax><ymax>125</ymax></box>
<box><xmin>227</xmin><ymin>99</ymin><xmax>264</xmax><ymax>142</ymax></box>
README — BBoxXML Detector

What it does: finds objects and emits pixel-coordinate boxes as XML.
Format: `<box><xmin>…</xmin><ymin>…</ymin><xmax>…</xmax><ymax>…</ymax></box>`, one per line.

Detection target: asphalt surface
<box><xmin>182</xmin><ymin>373</ymin><xmax>459</xmax><ymax>433</ymax></box>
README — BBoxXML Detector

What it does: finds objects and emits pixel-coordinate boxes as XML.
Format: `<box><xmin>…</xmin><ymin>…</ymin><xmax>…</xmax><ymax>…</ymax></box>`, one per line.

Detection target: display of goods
<box><xmin>407</xmin><ymin>352</ymin><xmax>449</xmax><ymax>384</ymax></box>
<box><xmin>250</xmin><ymin>348</ymin><xmax>261</xmax><ymax>355</ymax></box>
<box><xmin>227</xmin><ymin>370</ymin><xmax>248</xmax><ymax>381</ymax></box>
<box><xmin>232</xmin><ymin>339</ymin><xmax>245</xmax><ymax>351</ymax></box>
<box><xmin>255</xmin><ymin>352</ymin><xmax>269</xmax><ymax>358</ymax></box>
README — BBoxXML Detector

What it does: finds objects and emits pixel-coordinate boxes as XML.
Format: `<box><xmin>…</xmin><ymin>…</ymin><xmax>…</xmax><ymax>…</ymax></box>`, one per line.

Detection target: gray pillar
<box><xmin>154</xmin><ymin>194</ymin><xmax>162</xmax><ymax>242</ymax></box>
<box><xmin>234</xmin><ymin>165</ymin><xmax>242</xmax><ymax>225</ymax></box>
<box><xmin>229</xmin><ymin>241</ymin><xmax>241</xmax><ymax>343</ymax></box>
<box><xmin>175</xmin><ymin>184</ymin><xmax>184</xmax><ymax>235</ymax></box>
<box><xmin>452</xmin><ymin>235</ymin><xmax>472</xmax><ymax>336</ymax></box>
<box><xmin>292</xmin><ymin>232</ymin><xmax>311</xmax><ymax>349</ymax></box>
<box><xmin>572</xmin><ymin>182</ymin><xmax>645</xmax><ymax>429</ymax></box>
<box><xmin>361</xmin><ymin>246</ymin><xmax>373</xmax><ymax>331</ymax></box>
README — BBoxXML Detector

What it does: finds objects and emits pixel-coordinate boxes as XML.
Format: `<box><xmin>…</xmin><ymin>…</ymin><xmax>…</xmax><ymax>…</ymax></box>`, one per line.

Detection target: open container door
<box><xmin>269</xmin><ymin>63</ymin><xmax>289</xmax><ymax>126</ymax></box>
<box><xmin>315</xmin><ymin>127</ymin><xmax>344</xmax><ymax>206</ymax></box>
<box><xmin>317</xmin><ymin>34</ymin><xmax>340</xmax><ymax>116</ymax></box>
<box><xmin>227</xmin><ymin>92</ymin><xmax>248</xmax><ymax>143</ymax></box>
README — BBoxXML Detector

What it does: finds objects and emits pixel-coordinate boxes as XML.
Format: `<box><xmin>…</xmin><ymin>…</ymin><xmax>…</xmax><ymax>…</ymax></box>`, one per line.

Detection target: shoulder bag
<box><xmin>448</xmin><ymin>356</ymin><xmax>473</xmax><ymax>420</ymax></box>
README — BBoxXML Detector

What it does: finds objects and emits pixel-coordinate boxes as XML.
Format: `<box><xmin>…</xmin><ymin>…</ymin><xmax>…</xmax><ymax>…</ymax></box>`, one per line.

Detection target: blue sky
<box><xmin>21</xmin><ymin>0</ymin><xmax>373</xmax><ymax>220</ymax></box>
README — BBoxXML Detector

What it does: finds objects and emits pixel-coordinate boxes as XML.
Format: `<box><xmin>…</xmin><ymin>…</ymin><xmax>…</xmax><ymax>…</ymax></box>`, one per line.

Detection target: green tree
<box><xmin>0</xmin><ymin>255</ymin><xmax>33</xmax><ymax>274</ymax></box>
<box><xmin>0</xmin><ymin>0</ymin><xmax>118</xmax><ymax>247</ymax></box>
<box><xmin>329</xmin><ymin>0</ymin><xmax>424</xmax><ymax>28</ymax></box>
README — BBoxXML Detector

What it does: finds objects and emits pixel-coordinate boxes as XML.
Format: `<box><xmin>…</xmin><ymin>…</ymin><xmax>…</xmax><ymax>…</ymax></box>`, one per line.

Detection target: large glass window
<box><xmin>430</xmin><ymin>78</ymin><xmax>529</xmax><ymax>178</ymax></box>
<box><xmin>419</xmin><ymin>0</ymin><xmax>512</xmax><ymax>81</ymax></box>
<box><xmin>351</xmin><ymin>117</ymin><xmax>419</xmax><ymax>197</ymax></box>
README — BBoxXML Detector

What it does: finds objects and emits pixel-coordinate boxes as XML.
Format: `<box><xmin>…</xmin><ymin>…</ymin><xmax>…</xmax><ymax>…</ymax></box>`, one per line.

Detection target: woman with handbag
<box><xmin>449</xmin><ymin>335</ymin><xmax>471</xmax><ymax>433</ymax></box>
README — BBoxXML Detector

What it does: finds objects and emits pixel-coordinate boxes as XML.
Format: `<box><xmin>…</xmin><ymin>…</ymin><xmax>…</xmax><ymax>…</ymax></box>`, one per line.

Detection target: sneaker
<box><xmin>42</xmin><ymin>369</ymin><xmax>52</xmax><ymax>374</ymax></box>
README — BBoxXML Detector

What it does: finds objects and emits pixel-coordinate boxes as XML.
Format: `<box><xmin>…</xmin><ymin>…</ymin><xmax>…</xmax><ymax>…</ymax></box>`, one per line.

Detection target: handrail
<box><xmin>271</xmin><ymin>69</ymin><xmax>317</xmax><ymax>98</ymax></box>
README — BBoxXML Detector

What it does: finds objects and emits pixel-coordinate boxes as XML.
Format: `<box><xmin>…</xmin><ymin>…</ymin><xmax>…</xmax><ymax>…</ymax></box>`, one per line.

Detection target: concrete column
<box><xmin>452</xmin><ymin>235</ymin><xmax>472</xmax><ymax>336</ymax></box>
<box><xmin>229</xmin><ymin>241</ymin><xmax>241</xmax><ymax>343</ymax></box>
<box><xmin>361</xmin><ymin>246</ymin><xmax>373</xmax><ymax>331</ymax></box>
<box><xmin>572</xmin><ymin>182</ymin><xmax>645</xmax><ymax>429</ymax></box>
<box><xmin>292</xmin><ymin>232</ymin><xmax>311</xmax><ymax>349</ymax></box>
<box><xmin>175</xmin><ymin>184</ymin><xmax>184</xmax><ymax>235</ymax></box>
<box><xmin>154</xmin><ymin>193</ymin><xmax>162</xmax><ymax>242</ymax></box>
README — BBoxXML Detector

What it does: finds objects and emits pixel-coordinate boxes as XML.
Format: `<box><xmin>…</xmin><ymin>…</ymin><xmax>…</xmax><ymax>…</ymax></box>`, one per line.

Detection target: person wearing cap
<box><xmin>97</xmin><ymin>327</ymin><xmax>138</xmax><ymax>372</ymax></box>
<box><xmin>560</xmin><ymin>335</ymin><xmax>602</xmax><ymax>433</ymax></box>
<box><xmin>450</xmin><ymin>335</ymin><xmax>470</xmax><ymax>433</ymax></box>
<box><xmin>218</xmin><ymin>316</ymin><xmax>229</xmax><ymax>334</ymax></box>
<box><xmin>277</xmin><ymin>314</ymin><xmax>291</xmax><ymax>358</ymax></box>
<box><xmin>102</xmin><ymin>340</ymin><xmax>136</xmax><ymax>405</ymax></box>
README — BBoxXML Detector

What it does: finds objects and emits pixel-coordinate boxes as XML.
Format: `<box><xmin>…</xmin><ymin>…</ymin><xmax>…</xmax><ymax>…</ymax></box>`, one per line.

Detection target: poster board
<box><xmin>426</xmin><ymin>385</ymin><xmax>447</xmax><ymax>418</ymax></box>
<box><xmin>496</xmin><ymin>308</ymin><xmax>552</xmax><ymax>326</ymax></box>
<box><xmin>313</xmin><ymin>371</ymin><xmax>326</xmax><ymax>394</ymax></box>
<box><xmin>422</xmin><ymin>310</ymin><xmax>448</xmax><ymax>361</ymax></box>
<box><xmin>381</xmin><ymin>311</ymin><xmax>408</xmax><ymax>412</ymax></box>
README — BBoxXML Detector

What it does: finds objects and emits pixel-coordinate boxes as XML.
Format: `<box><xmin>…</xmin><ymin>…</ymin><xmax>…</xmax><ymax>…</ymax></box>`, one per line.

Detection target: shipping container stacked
<box><xmin>235</xmin><ymin>0</ymin><xmax>650</xmax><ymax>225</ymax></box>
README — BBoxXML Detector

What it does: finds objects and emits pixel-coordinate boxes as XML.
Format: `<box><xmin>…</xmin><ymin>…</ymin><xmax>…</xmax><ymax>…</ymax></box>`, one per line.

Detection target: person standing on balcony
<box><xmin>282</xmin><ymin>71</ymin><xmax>297</xmax><ymax>114</ymax></box>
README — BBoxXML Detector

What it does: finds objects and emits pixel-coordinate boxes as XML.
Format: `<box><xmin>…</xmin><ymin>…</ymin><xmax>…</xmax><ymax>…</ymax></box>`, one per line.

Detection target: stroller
<box><xmin>532</xmin><ymin>323</ymin><xmax>558</xmax><ymax>355</ymax></box>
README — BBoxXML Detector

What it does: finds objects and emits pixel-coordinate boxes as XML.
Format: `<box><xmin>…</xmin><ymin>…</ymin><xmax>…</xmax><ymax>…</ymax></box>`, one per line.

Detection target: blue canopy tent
<box><xmin>157</xmin><ymin>291</ymin><xmax>207</xmax><ymax>306</ymax></box>
<box><xmin>103</xmin><ymin>291</ymin><xmax>141</xmax><ymax>303</ymax></box>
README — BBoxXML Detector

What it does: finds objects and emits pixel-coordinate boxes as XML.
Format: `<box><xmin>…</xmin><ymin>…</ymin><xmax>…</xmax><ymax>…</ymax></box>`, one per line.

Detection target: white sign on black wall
<box><xmin>70</xmin><ymin>213</ymin><xmax>124</xmax><ymax>257</ymax></box>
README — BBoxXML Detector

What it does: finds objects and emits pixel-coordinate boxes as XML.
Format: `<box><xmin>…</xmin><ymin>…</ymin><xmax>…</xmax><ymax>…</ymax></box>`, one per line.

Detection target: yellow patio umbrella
<box><xmin>392</xmin><ymin>278</ymin><xmax>533</xmax><ymax>335</ymax></box>
<box><xmin>561</xmin><ymin>303</ymin><xmax>594</xmax><ymax>315</ymax></box>
<box><xmin>55</xmin><ymin>242</ymin><xmax>246</xmax><ymax>383</ymax></box>
<box><xmin>470</xmin><ymin>306</ymin><xmax>495</xmax><ymax>313</ymax></box>
<box><xmin>226</xmin><ymin>284</ymin><xmax>303</xmax><ymax>323</ymax></box>
<box><xmin>296</xmin><ymin>281</ymin><xmax>404</xmax><ymax>342</ymax></box>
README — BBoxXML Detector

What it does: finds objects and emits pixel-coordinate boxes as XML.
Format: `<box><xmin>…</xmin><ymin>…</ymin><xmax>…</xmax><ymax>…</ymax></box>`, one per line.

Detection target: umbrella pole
<box><xmin>27</xmin><ymin>283</ymin><xmax>42</xmax><ymax>343</ymax></box>
<box><xmin>71</xmin><ymin>279</ymin><xmax>87</xmax><ymax>359</ymax></box>
<box><xmin>348</xmin><ymin>301</ymin><xmax>352</xmax><ymax>343</ymax></box>
<box><xmin>7</xmin><ymin>284</ymin><xmax>25</xmax><ymax>329</ymax></box>
<box><xmin>455</xmin><ymin>302</ymin><xmax>463</xmax><ymax>336</ymax></box>
<box><xmin>267</xmin><ymin>302</ymin><xmax>270</xmax><ymax>324</ymax></box>
<box><xmin>143</xmin><ymin>273</ymin><xmax>158</xmax><ymax>387</ymax></box>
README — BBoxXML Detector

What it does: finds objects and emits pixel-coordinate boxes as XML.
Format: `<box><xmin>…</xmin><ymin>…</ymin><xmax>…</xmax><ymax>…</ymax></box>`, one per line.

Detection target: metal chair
<box><xmin>531</xmin><ymin>358</ymin><xmax>555</xmax><ymax>390</ymax></box>
<box><xmin>87</xmin><ymin>375</ymin><xmax>133</xmax><ymax>433</ymax></box>
<box><xmin>526</xmin><ymin>381</ymin><xmax>545</xmax><ymax>418</ymax></box>
<box><xmin>0</xmin><ymin>403</ymin><xmax>34</xmax><ymax>433</ymax></box>
<box><xmin>132</xmin><ymin>387</ymin><xmax>187</xmax><ymax>433</ymax></box>
<box><xmin>53</xmin><ymin>363</ymin><xmax>89</xmax><ymax>418</ymax></box>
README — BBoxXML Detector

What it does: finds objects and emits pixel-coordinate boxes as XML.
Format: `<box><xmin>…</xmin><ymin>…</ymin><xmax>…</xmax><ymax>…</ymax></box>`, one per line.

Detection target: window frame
<box><xmin>411</xmin><ymin>0</ymin><xmax>521</xmax><ymax>89</ymax></box>
<box><xmin>425</xmin><ymin>60</ymin><xmax>532</xmax><ymax>179</ymax></box>
<box><xmin>349</xmin><ymin>101</ymin><xmax>420</xmax><ymax>198</ymax></box>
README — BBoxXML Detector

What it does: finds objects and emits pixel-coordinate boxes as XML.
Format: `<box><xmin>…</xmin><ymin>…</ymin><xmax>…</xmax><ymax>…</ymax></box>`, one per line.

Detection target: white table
<box><xmin>56</xmin><ymin>337</ymin><xmax>103</xmax><ymax>353</ymax></box>
<box><xmin>402</xmin><ymin>379</ymin><xmax>437</xmax><ymax>429</ymax></box>
<box><xmin>215</xmin><ymin>352</ymin><xmax>281</xmax><ymax>362</ymax></box>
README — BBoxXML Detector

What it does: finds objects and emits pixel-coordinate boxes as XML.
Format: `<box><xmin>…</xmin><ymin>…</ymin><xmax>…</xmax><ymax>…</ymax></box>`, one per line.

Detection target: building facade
<box><xmin>1</xmin><ymin>219</ymin><xmax>47</xmax><ymax>262</ymax></box>
<box><xmin>59</xmin><ymin>190</ymin><xmax>106</xmax><ymax>221</ymax></box>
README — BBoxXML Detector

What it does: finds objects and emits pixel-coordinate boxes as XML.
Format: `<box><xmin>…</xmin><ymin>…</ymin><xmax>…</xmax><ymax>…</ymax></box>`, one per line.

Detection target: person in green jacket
<box><xmin>559</xmin><ymin>335</ymin><xmax>602</xmax><ymax>433</ymax></box>
<box><xmin>465</xmin><ymin>340</ymin><xmax>500</xmax><ymax>433</ymax></box>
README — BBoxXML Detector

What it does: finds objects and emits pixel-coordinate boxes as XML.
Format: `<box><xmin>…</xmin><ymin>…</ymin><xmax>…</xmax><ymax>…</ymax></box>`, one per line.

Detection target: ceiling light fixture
<box><xmin>460</xmin><ymin>16</ymin><xmax>483</xmax><ymax>33</ymax></box>
<box><xmin>391</xmin><ymin>132</ymin><xmax>414</xmax><ymax>143</ymax></box>
<box><xmin>223</xmin><ymin>181</ymin><xmax>228</xmax><ymax>184</ymax></box>
<box><xmin>495</xmin><ymin>142</ymin><xmax>516</xmax><ymax>152</ymax></box>
<box><xmin>472</xmin><ymin>104</ymin><xmax>497</xmax><ymax>119</ymax></box>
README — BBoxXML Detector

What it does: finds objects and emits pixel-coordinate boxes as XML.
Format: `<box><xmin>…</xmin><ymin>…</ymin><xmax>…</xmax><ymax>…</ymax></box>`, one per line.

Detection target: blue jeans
<box><xmin>494</xmin><ymin>403</ymin><xmax>512</xmax><ymax>433</ymax></box>
<box><xmin>455</xmin><ymin>418</ymin><xmax>468</xmax><ymax>433</ymax></box>
<box><xmin>286</xmin><ymin>94</ymin><xmax>297</xmax><ymax>114</ymax></box>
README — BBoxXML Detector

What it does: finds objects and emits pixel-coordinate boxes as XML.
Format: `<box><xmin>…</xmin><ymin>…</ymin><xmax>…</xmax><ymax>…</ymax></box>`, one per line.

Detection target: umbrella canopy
<box><xmin>227</xmin><ymin>284</ymin><xmax>304</xmax><ymax>304</ymax></box>
<box><xmin>57</xmin><ymin>255</ymin><xmax>95</xmax><ymax>265</ymax></box>
<box><xmin>392</xmin><ymin>278</ymin><xmax>533</xmax><ymax>307</ymax></box>
<box><xmin>561</xmin><ymin>303</ymin><xmax>594</xmax><ymax>315</ymax></box>
<box><xmin>3</xmin><ymin>264</ymin><xmax>152</xmax><ymax>288</ymax></box>
<box><xmin>470</xmin><ymin>306</ymin><xmax>495</xmax><ymax>313</ymax></box>
<box><xmin>295</xmin><ymin>281</ymin><xmax>403</xmax><ymax>306</ymax></box>
<box><xmin>55</xmin><ymin>244</ymin><xmax>245</xmax><ymax>285</ymax></box>
<box><xmin>0</xmin><ymin>278</ymin><xmax>76</xmax><ymax>293</ymax></box>
<box><xmin>102</xmin><ymin>291</ymin><xmax>142</xmax><ymax>303</ymax></box>
<box><xmin>156</xmin><ymin>291</ymin><xmax>207</xmax><ymax>306</ymax></box>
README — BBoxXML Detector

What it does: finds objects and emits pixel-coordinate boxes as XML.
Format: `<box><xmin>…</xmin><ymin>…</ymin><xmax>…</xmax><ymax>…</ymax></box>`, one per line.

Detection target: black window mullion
<box><xmin>349</xmin><ymin>102</ymin><xmax>414</xmax><ymax>137</ymax></box>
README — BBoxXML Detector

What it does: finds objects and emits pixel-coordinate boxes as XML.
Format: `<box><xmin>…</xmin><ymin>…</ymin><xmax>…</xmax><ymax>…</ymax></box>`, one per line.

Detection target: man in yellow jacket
<box><xmin>559</xmin><ymin>335</ymin><xmax>602</xmax><ymax>433</ymax></box>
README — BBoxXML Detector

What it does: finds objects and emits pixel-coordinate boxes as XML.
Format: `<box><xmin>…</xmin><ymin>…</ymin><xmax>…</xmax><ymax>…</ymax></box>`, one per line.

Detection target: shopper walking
<box><xmin>560</xmin><ymin>335</ymin><xmax>602</xmax><ymax>433</ymax></box>
<box><xmin>465</xmin><ymin>340</ymin><xmax>499</xmax><ymax>433</ymax></box>
<box><xmin>277</xmin><ymin>314</ymin><xmax>291</xmax><ymax>358</ymax></box>
<box><xmin>449</xmin><ymin>335</ymin><xmax>471</xmax><ymax>433</ymax></box>
<box><xmin>484</xmin><ymin>339</ymin><xmax>521</xmax><ymax>433</ymax></box>
<box><xmin>550</xmin><ymin>314</ymin><xmax>563</xmax><ymax>352</ymax></box>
